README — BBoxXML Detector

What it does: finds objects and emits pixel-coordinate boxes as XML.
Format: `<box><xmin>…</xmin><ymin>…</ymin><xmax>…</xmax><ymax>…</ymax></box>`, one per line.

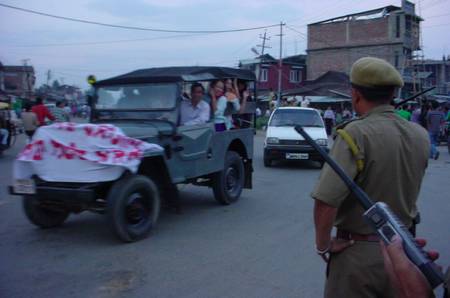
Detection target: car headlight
<box><xmin>266</xmin><ymin>137</ymin><xmax>280</xmax><ymax>144</ymax></box>
<box><xmin>316</xmin><ymin>138</ymin><xmax>328</xmax><ymax>146</ymax></box>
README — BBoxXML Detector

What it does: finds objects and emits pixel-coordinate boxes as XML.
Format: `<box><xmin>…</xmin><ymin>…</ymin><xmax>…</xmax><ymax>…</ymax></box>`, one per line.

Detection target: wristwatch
<box><xmin>316</xmin><ymin>243</ymin><xmax>331</xmax><ymax>262</ymax></box>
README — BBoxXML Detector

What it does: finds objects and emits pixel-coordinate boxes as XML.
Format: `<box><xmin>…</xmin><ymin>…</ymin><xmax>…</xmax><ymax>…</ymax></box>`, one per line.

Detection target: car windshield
<box><xmin>269</xmin><ymin>109</ymin><xmax>324</xmax><ymax>127</ymax></box>
<box><xmin>95</xmin><ymin>83</ymin><xmax>177</xmax><ymax>110</ymax></box>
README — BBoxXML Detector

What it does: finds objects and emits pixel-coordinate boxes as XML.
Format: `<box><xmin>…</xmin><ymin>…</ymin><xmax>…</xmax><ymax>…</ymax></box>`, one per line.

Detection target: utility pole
<box><xmin>46</xmin><ymin>70</ymin><xmax>52</xmax><ymax>86</ymax></box>
<box><xmin>21</xmin><ymin>58</ymin><xmax>31</xmax><ymax>96</ymax></box>
<box><xmin>256</xmin><ymin>30</ymin><xmax>271</xmax><ymax>89</ymax></box>
<box><xmin>276</xmin><ymin>22</ymin><xmax>285</xmax><ymax>107</ymax></box>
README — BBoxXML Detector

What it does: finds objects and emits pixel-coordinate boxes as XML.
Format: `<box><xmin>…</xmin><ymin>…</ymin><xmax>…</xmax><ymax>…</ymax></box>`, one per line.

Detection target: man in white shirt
<box><xmin>301</xmin><ymin>97</ymin><xmax>310</xmax><ymax>107</ymax></box>
<box><xmin>323</xmin><ymin>106</ymin><xmax>335</xmax><ymax>135</ymax></box>
<box><xmin>180</xmin><ymin>83</ymin><xmax>210</xmax><ymax>126</ymax></box>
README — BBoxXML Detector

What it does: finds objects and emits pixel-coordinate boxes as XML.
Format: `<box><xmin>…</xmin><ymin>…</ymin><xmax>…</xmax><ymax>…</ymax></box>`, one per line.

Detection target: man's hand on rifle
<box><xmin>380</xmin><ymin>235</ymin><xmax>440</xmax><ymax>298</ymax></box>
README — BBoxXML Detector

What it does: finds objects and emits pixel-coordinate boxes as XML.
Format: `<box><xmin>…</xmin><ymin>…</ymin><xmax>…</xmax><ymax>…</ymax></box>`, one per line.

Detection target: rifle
<box><xmin>394</xmin><ymin>86</ymin><xmax>435</xmax><ymax>108</ymax></box>
<box><xmin>294</xmin><ymin>125</ymin><xmax>444</xmax><ymax>289</ymax></box>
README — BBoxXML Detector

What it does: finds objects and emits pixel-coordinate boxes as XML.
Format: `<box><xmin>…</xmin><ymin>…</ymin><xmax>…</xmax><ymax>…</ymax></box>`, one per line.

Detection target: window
<box><xmin>269</xmin><ymin>109</ymin><xmax>324</xmax><ymax>127</ymax></box>
<box><xmin>289</xmin><ymin>69</ymin><xmax>302</xmax><ymax>83</ymax></box>
<box><xmin>260</xmin><ymin>68</ymin><xmax>268</xmax><ymax>82</ymax></box>
<box><xmin>396</xmin><ymin>15</ymin><xmax>401</xmax><ymax>38</ymax></box>
<box><xmin>394</xmin><ymin>51</ymin><xmax>400</xmax><ymax>68</ymax></box>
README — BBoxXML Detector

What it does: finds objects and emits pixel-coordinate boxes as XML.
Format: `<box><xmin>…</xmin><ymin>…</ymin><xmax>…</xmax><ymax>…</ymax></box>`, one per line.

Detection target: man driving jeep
<box><xmin>179</xmin><ymin>83</ymin><xmax>210</xmax><ymax>126</ymax></box>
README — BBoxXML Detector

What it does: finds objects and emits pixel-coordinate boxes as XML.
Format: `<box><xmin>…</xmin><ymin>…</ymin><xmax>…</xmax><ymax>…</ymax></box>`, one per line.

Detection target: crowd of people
<box><xmin>267</xmin><ymin>94</ymin><xmax>450</xmax><ymax>161</ymax></box>
<box><xmin>180</xmin><ymin>78</ymin><xmax>251</xmax><ymax>131</ymax></box>
<box><xmin>0</xmin><ymin>97</ymin><xmax>73</xmax><ymax>150</ymax></box>
<box><xmin>396</xmin><ymin>101</ymin><xmax>450</xmax><ymax>160</ymax></box>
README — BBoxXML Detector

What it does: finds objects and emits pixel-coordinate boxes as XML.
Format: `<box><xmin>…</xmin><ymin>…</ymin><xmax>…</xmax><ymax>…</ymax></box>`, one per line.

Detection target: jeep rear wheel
<box><xmin>106</xmin><ymin>175</ymin><xmax>160</xmax><ymax>242</ymax></box>
<box><xmin>23</xmin><ymin>196</ymin><xmax>70</xmax><ymax>228</ymax></box>
<box><xmin>212</xmin><ymin>151</ymin><xmax>244</xmax><ymax>205</ymax></box>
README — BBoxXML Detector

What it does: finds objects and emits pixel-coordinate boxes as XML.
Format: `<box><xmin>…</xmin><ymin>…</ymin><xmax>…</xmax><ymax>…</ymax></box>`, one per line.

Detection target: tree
<box><xmin>52</xmin><ymin>79</ymin><xmax>60</xmax><ymax>90</ymax></box>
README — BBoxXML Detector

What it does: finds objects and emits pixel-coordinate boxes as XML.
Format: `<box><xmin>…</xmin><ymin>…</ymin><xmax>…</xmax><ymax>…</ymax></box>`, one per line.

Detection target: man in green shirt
<box><xmin>396</xmin><ymin>105</ymin><xmax>411</xmax><ymax>121</ymax></box>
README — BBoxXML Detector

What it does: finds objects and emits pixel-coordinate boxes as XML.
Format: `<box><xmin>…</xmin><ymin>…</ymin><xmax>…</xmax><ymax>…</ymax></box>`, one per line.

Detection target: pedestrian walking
<box><xmin>311</xmin><ymin>57</ymin><xmax>430</xmax><ymax>298</ymax></box>
<box><xmin>323</xmin><ymin>106</ymin><xmax>335</xmax><ymax>135</ymax></box>
<box><xmin>419</xmin><ymin>102</ymin><xmax>430</xmax><ymax>130</ymax></box>
<box><xmin>32</xmin><ymin>97</ymin><xmax>55</xmax><ymax>126</ymax></box>
<box><xmin>427</xmin><ymin>101</ymin><xmax>445</xmax><ymax>160</ymax></box>
<box><xmin>0</xmin><ymin>107</ymin><xmax>9</xmax><ymax>150</ymax></box>
<box><xmin>53</xmin><ymin>101</ymin><xmax>70</xmax><ymax>122</ymax></box>
<box><xmin>411</xmin><ymin>105</ymin><xmax>421</xmax><ymax>124</ymax></box>
<box><xmin>342</xmin><ymin>107</ymin><xmax>352</xmax><ymax>121</ymax></box>
<box><xmin>301</xmin><ymin>97</ymin><xmax>310</xmax><ymax>107</ymax></box>
<box><xmin>21</xmin><ymin>103</ymin><xmax>38</xmax><ymax>140</ymax></box>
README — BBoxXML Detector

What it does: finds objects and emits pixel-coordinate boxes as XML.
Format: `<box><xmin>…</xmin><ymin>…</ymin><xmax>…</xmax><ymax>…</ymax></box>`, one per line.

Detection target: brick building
<box><xmin>239</xmin><ymin>54</ymin><xmax>306</xmax><ymax>92</ymax></box>
<box><xmin>306</xmin><ymin>0</ymin><xmax>422</xmax><ymax>93</ymax></box>
<box><xmin>414</xmin><ymin>57</ymin><xmax>450</xmax><ymax>95</ymax></box>
<box><xmin>0</xmin><ymin>63</ymin><xmax>35</xmax><ymax>98</ymax></box>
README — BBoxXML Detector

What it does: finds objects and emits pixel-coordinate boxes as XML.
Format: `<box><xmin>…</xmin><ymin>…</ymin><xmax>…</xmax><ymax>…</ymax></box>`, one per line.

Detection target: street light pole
<box><xmin>277</xmin><ymin>22</ymin><xmax>285</xmax><ymax>107</ymax></box>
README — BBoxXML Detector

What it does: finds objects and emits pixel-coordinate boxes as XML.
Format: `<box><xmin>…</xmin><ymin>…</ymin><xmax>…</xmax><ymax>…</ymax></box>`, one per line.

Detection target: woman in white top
<box><xmin>209</xmin><ymin>80</ymin><xmax>240</xmax><ymax>131</ymax></box>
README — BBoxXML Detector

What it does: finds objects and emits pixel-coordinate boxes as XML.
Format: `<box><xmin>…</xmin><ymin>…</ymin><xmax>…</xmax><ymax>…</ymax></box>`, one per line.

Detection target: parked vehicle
<box><xmin>10</xmin><ymin>66</ymin><xmax>256</xmax><ymax>242</ymax></box>
<box><xmin>263</xmin><ymin>107</ymin><xmax>329</xmax><ymax>167</ymax></box>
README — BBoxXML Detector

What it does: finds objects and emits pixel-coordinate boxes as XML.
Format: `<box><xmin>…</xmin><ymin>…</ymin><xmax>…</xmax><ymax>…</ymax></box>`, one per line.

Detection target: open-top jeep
<box><xmin>10</xmin><ymin>66</ymin><xmax>255</xmax><ymax>242</ymax></box>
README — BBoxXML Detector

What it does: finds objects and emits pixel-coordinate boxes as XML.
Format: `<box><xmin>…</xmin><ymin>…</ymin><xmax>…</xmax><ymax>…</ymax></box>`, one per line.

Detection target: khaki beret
<box><xmin>350</xmin><ymin>57</ymin><xmax>404</xmax><ymax>88</ymax></box>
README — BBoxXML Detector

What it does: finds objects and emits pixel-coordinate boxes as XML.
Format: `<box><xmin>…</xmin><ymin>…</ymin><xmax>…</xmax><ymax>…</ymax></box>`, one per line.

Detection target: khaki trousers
<box><xmin>324</xmin><ymin>241</ymin><xmax>395</xmax><ymax>298</ymax></box>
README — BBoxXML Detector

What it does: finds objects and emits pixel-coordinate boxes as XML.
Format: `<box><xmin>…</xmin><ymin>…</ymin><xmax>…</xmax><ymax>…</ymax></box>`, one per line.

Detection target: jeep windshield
<box><xmin>94</xmin><ymin>83</ymin><xmax>178</xmax><ymax>123</ymax></box>
<box><xmin>269</xmin><ymin>109</ymin><xmax>324</xmax><ymax>127</ymax></box>
<box><xmin>96</xmin><ymin>83</ymin><xmax>177</xmax><ymax>110</ymax></box>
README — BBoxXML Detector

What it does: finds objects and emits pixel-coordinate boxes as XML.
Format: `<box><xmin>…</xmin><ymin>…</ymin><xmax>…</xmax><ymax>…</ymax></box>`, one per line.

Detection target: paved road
<box><xmin>1</xmin><ymin>132</ymin><xmax>449</xmax><ymax>298</ymax></box>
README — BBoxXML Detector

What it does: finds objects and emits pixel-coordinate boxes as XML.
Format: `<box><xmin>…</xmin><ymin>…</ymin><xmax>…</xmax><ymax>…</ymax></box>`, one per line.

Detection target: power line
<box><xmin>421</xmin><ymin>0</ymin><xmax>449</xmax><ymax>11</ymax></box>
<box><xmin>423</xmin><ymin>22</ymin><xmax>450</xmax><ymax>28</ymax></box>
<box><xmin>0</xmin><ymin>3</ymin><xmax>279</xmax><ymax>34</ymax></box>
<box><xmin>3</xmin><ymin>33</ymin><xmax>214</xmax><ymax>48</ymax></box>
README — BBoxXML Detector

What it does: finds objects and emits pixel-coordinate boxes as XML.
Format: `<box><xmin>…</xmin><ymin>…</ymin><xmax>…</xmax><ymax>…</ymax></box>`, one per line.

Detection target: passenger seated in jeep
<box><xmin>179</xmin><ymin>83</ymin><xmax>210</xmax><ymax>126</ymax></box>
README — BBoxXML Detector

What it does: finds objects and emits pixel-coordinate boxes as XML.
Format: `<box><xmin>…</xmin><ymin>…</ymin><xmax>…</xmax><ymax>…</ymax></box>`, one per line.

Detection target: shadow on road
<box><xmin>267</xmin><ymin>160</ymin><xmax>322</xmax><ymax>170</ymax></box>
<box><xmin>15</xmin><ymin>186</ymin><xmax>228</xmax><ymax>245</ymax></box>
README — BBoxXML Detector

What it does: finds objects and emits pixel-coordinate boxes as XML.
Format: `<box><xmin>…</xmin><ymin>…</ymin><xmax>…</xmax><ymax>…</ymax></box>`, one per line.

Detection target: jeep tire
<box><xmin>106</xmin><ymin>175</ymin><xmax>160</xmax><ymax>242</ymax></box>
<box><xmin>23</xmin><ymin>196</ymin><xmax>70</xmax><ymax>228</ymax></box>
<box><xmin>263</xmin><ymin>153</ymin><xmax>272</xmax><ymax>167</ymax></box>
<box><xmin>212</xmin><ymin>151</ymin><xmax>244</xmax><ymax>205</ymax></box>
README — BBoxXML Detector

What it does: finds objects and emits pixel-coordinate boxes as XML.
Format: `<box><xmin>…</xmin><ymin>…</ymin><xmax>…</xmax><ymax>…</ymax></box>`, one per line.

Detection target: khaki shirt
<box><xmin>311</xmin><ymin>105</ymin><xmax>429</xmax><ymax>234</ymax></box>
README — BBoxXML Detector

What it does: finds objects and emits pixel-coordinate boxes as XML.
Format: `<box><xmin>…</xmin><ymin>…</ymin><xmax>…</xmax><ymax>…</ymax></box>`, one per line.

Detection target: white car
<box><xmin>263</xmin><ymin>107</ymin><xmax>329</xmax><ymax>167</ymax></box>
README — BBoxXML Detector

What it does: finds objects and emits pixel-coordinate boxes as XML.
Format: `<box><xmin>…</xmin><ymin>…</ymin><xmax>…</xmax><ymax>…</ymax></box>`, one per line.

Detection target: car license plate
<box><xmin>286</xmin><ymin>153</ymin><xmax>309</xmax><ymax>160</ymax></box>
<box><xmin>13</xmin><ymin>179</ymin><xmax>36</xmax><ymax>195</ymax></box>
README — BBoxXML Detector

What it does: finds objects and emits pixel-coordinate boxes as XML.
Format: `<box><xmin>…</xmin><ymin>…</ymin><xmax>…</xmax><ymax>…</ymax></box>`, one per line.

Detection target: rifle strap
<box><xmin>336</xmin><ymin>129</ymin><xmax>364</xmax><ymax>173</ymax></box>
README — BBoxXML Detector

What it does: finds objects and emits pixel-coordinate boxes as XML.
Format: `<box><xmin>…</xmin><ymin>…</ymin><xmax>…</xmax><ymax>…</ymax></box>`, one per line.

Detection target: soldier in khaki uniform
<box><xmin>311</xmin><ymin>57</ymin><xmax>430</xmax><ymax>298</ymax></box>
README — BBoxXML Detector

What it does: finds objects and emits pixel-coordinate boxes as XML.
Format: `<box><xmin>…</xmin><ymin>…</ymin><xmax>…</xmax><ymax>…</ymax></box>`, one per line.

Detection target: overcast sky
<box><xmin>1</xmin><ymin>0</ymin><xmax>449</xmax><ymax>89</ymax></box>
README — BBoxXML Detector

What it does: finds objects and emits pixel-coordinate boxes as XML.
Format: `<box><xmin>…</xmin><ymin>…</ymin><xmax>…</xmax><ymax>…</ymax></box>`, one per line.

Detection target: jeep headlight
<box><xmin>316</xmin><ymin>138</ymin><xmax>328</xmax><ymax>146</ymax></box>
<box><xmin>266</xmin><ymin>137</ymin><xmax>280</xmax><ymax>144</ymax></box>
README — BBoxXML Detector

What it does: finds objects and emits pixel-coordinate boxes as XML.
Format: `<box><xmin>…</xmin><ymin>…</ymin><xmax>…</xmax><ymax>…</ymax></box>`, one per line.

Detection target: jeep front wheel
<box><xmin>106</xmin><ymin>175</ymin><xmax>160</xmax><ymax>242</ymax></box>
<box><xmin>212</xmin><ymin>151</ymin><xmax>245</xmax><ymax>205</ymax></box>
<box><xmin>23</xmin><ymin>196</ymin><xmax>70</xmax><ymax>228</ymax></box>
